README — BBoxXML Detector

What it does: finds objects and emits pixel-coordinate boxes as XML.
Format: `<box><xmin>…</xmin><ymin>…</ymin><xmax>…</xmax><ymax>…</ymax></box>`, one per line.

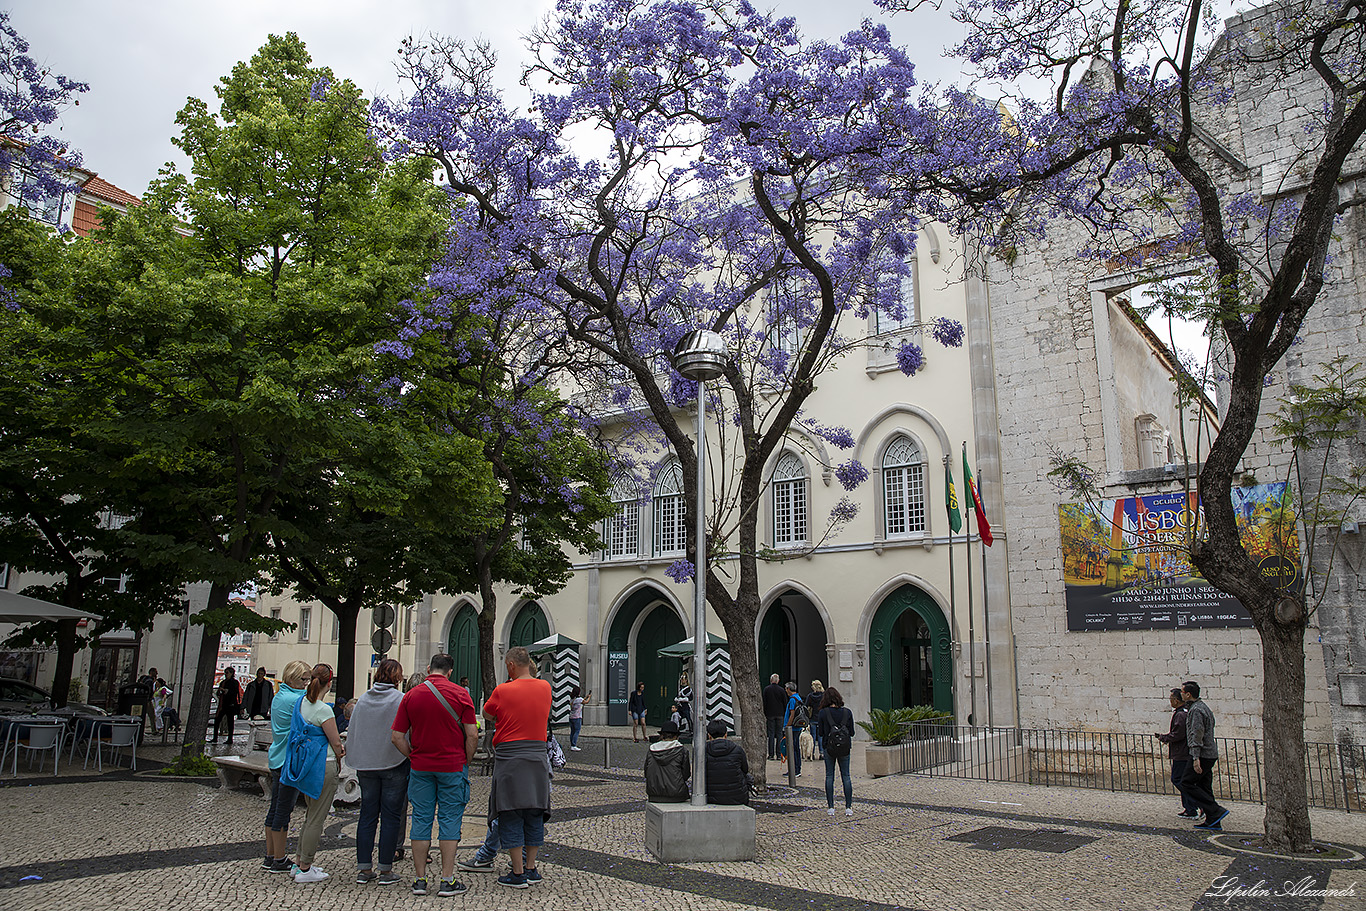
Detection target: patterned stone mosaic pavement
<box><xmin>0</xmin><ymin>737</ymin><xmax>1362</xmax><ymax>911</ymax></box>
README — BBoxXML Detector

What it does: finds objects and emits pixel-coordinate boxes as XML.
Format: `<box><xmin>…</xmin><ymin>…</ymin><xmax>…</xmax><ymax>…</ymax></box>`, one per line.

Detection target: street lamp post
<box><xmin>672</xmin><ymin>329</ymin><xmax>727</xmax><ymax>808</ymax></box>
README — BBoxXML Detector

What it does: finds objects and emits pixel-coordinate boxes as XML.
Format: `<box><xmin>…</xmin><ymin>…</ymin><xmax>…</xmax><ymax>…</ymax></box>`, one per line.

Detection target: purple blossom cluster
<box><xmin>835</xmin><ymin>459</ymin><xmax>869</xmax><ymax>491</ymax></box>
<box><xmin>830</xmin><ymin>497</ymin><xmax>860</xmax><ymax>524</ymax></box>
<box><xmin>897</xmin><ymin>340</ymin><xmax>925</xmax><ymax>376</ymax></box>
<box><xmin>0</xmin><ymin>263</ymin><xmax>15</xmax><ymax>313</ymax></box>
<box><xmin>309</xmin><ymin>76</ymin><xmax>332</xmax><ymax>101</ymax></box>
<box><xmin>930</xmin><ymin>317</ymin><xmax>964</xmax><ymax>348</ymax></box>
<box><xmin>665</xmin><ymin>559</ymin><xmax>695</xmax><ymax>583</ymax></box>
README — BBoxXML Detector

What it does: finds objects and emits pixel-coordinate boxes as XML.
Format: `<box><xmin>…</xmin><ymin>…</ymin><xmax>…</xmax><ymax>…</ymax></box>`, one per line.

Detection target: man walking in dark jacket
<box><xmin>1180</xmin><ymin>681</ymin><xmax>1229</xmax><ymax>830</ymax></box>
<box><xmin>644</xmin><ymin>721</ymin><xmax>690</xmax><ymax>802</ymax></box>
<box><xmin>1154</xmin><ymin>687</ymin><xmax>1198</xmax><ymax>818</ymax></box>
<box><xmin>762</xmin><ymin>675</ymin><xmax>786</xmax><ymax>760</ymax></box>
<box><xmin>704</xmin><ymin>720</ymin><xmax>750</xmax><ymax>805</ymax></box>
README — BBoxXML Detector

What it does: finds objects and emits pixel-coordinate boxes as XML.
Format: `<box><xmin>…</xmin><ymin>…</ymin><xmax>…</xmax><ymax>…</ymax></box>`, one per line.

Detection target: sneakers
<box><xmin>569</xmin><ymin>745</ymin><xmax>582</xmax><ymax>751</ymax></box>
<box><xmin>438</xmin><ymin>879</ymin><xmax>468</xmax><ymax>896</ymax></box>
<box><xmin>1177</xmin><ymin>810</ymin><xmax>1199</xmax><ymax>818</ymax></box>
<box><xmin>357</xmin><ymin>869</ymin><xmax>377</xmax><ymax>884</ymax></box>
<box><xmin>294</xmin><ymin>865</ymin><xmax>329</xmax><ymax>884</ymax></box>
<box><xmin>412</xmin><ymin>877</ymin><xmax>429</xmax><ymax>895</ymax></box>
<box><xmin>827</xmin><ymin>807</ymin><xmax>837</xmax><ymax>816</ymax></box>
<box><xmin>458</xmin><ymin>855</ymin><xmax>496</xmax><ymax>872</ymax></box>
<box><xmin>1194</xmin><ymin>808</ymin><xmax>1229</xmax><ymax>830</ymax></box>
<box><xmin>524</xmin><ymin>867</ymin><xmax>542</xmax><ymax>885</ymax></box>
<box><xmin>377</xmin><ymin>871</ymin><xmax>401</xmax><ymax>886</ymax></box>
<box><xmin>260</xmin><ymin>855</ymin><xmax>275</xmax><ymax>870</ymax></box>
<box><xmin>498</xmin><ymin>871</ymin><xmax>529</xmax><ymax>889</ymax></box>
<box><xmin>268</xmin><ymin>857</ymin><xmax>294</xmax><ymax>874</ymax></box>
<box><xmin>845</xmin><ymin>807</ymin><xmax>854</xmax><ymax>816</ymax></box>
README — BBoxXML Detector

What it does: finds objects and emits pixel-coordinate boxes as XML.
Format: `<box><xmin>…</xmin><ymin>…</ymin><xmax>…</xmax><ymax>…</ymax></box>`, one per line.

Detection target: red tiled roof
<box><xmin>80</xmin><ymin>175</ymin><xmax>141</xmax><ymax>208</ymax></box>
<box><xmin>72</xmin><ymin>199</ymin><xmax>102</xmax><ymax>237</ymax></box>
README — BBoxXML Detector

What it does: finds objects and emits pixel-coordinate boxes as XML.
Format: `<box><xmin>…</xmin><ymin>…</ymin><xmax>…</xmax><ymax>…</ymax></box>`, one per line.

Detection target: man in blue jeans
<box><xmin>784</xmin><ymin>681</ymin><xmax>807</xmax><ymax>776</ymax></box>
<box><xmin>391</xmin><ymin>654</ymin><xmax>480</xmax><ymax>897</ymax></box>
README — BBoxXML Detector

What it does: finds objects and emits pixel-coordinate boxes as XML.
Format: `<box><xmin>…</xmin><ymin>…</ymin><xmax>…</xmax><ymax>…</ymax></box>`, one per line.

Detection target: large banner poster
<box><xmin>1058</xmin><ymin>483</ymin><xmax>1301</xmax><ymax>631</ymax></box>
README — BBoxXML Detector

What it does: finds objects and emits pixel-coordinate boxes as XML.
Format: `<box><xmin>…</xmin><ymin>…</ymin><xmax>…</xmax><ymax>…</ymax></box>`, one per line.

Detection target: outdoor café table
<box><xmin>0</xmin><ymin>714</ymin><xmax>65</xmax><ymax>776</ymax></box>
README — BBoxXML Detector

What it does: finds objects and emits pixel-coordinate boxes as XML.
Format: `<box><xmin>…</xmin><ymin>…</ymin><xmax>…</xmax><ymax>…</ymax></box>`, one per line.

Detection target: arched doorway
<box><xmin>447</xmin><ymin>604</ymin><xmax>482</xmax><ymax>706</ymax></box>
<box><xmin>606</xmin><ymin>585</ymin><xmax>685</xmax><ymax>726</ymax></box>
<box><xmin>509</xmin><ymin>601</ymin><xmax>549</xmax><ymax>649</ymax></box>
<box><xmin>758</xmin><ymin>589</ymin><xmax>829</xmax><ymax>696</ymax></box>
<box><xmin>868</xmin><ymin>584</ymin><xmax>953</xmax><ymax>716</ymax></box>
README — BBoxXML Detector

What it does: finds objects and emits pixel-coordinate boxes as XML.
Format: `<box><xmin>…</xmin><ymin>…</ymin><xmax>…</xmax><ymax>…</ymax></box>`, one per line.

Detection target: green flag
<box><xmin>945</xmin><ymin>461</ymin><xmax>963</xmax><ymax>533</ymax></box>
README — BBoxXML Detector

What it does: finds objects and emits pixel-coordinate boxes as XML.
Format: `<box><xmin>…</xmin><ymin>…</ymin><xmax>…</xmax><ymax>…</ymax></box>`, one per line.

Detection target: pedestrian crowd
<box><xmin>260</xmin><ymin>647</ymin><xmax>554</xmax><ymax>895</ymax></box>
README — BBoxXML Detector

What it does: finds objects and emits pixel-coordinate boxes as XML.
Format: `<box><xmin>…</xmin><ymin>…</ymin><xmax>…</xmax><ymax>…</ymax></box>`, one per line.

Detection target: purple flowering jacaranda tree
<box><xmin>0</xmin><ymin>12</ymin><xmax>88</xmax><ymax>213</ymax></box>
<box><xmin>375</xmin><ymin>0</ymin><xmax>1008</xmax><ymax>783</ymax></box>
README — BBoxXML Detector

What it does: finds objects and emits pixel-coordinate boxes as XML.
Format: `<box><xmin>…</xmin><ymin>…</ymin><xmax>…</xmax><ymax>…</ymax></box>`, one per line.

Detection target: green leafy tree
<box><xmin>69</xmin><ymin>34</ymin><xmax>459</xmax><ymax>754</ymax></box>
<box><xmin>0</xmin><ymin>211</ymin><xmax>185</xmax><ymax>704</ymax></box>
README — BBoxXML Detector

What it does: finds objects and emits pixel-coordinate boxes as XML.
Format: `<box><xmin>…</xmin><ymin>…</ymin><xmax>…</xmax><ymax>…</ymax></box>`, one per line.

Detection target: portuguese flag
<box><xmin>945</xmin><ymin>461</ymin><xmax>962</xmax><ymax>534</ymax></box>
<box><xmin>962</xmin><ymin>447</ymin><xmax>994</xmax><ymax>546</ymax></box>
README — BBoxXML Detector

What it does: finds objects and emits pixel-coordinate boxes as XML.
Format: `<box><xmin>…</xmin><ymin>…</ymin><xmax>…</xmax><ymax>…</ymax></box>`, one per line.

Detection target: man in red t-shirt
<box><xmin>482</xmin><ymin>646</ymin><xmax>552</xmax><ymax>889</ymax></box>
<box><xmin>390</xmin><ymin>653</ymin><xmax>478</xmax><ymax>897</ymax></box>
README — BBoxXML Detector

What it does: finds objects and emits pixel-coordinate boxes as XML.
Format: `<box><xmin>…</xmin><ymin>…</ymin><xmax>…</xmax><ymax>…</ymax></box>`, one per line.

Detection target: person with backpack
<box><xmin>783</xmin><ymin>681</ymin><xmax>810</xmax><ymax>776</ymax></box>
<box><xmin>815</xmin><ymin>687</ymin><xmax>855</xmax><ymax>815</ymax></box>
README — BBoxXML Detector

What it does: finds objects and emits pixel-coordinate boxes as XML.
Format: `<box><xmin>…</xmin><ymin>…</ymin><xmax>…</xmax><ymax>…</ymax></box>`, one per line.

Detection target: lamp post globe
<box><xmin>672</xmin><ymin>329</ymin><xmax>728</xmax><ymax>381</ymax></box>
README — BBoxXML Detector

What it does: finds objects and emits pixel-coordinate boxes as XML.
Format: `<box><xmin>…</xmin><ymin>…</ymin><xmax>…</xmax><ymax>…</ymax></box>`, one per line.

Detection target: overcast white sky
<box><xmin>10</xmin><ymin>0</ymin><xmax>968</xmax><ymax>197</ymax></box>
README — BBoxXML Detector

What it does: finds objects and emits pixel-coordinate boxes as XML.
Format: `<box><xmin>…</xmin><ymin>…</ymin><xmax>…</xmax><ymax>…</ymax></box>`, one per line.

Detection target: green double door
<box><xmin>868</xmin><ymin>584</ymin><xmax>954</xmax><ymax>717</ymax></box>
<box><xmin>636</xmin><ymin>605</ymin><xmax>685</xmax><ymax>724</ymax></box>
<box><xmin>448</xmin><ymin>605</ymin><xmax>482</xmax><ymax>707</ymax></box>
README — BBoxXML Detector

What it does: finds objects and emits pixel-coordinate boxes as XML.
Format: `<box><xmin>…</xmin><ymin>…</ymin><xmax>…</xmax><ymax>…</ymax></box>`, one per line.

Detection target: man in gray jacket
<box><xmin>1180</xmin><ymin>680</ymin><xmax>1229</xmax><ymax>830</ymax></box>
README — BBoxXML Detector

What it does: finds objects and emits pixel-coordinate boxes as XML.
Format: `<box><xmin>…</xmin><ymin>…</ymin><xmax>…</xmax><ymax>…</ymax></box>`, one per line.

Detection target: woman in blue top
<box><xmin>274</xmin><ymin>663</ymin><xmax>345</xmax><ymax>884</ymax></box>
<box><xmin>262</xmin><ymin>660</ymin><xmax>311</xmax><ymax>874</ymax></box>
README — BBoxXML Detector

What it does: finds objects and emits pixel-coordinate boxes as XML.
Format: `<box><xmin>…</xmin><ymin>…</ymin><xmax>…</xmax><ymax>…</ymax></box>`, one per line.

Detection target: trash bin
<box><xmin>117</xmin><ymin>682</ymin><xmax>153</xmax><ymax>740</ymax></box>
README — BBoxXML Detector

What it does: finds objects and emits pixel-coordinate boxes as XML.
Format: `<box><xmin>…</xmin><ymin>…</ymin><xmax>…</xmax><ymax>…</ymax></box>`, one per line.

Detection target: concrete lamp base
<box><xmin>644</xmin><ymin>802</ymin><xmax>757</xmax><ymax>862</ymax></box>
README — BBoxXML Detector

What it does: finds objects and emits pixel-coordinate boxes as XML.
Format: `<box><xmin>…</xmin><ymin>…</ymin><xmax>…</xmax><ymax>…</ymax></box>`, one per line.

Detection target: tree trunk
<box><xmin>718</xmin><ymin>607</ymin><xmax>766</xmax><ymax>787</ymax></box>
<box><xmin>477</xmin><ymin>558</ymin><xmax>499</xmax><ymax>707</ymax></box>
<box><xmin>49</xmin><ymin>618</ymin><xmax>79</xmax><ymax>708</ymax></box>
<box><xmin>333</xmin><ymin>601</ymin><xmax>362</xmax><ymax>702</ymax></box>
<box><xmin>180</xmin><ymin>581</ymin><xmax>230</xmax><ymax>756</ymax></box>
<box><xmin>1259</xmin><ymin>607</ymin><xmax>1313</xmax><ymax>851</ymax></box>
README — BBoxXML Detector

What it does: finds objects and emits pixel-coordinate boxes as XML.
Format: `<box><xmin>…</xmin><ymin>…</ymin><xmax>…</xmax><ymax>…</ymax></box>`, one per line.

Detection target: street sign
<box><xmin>371</xmin><ymin>628</ymin><xmax>393</xmax><ymax>654</ymax></box>
<box><xmin>373</xmin><ymin>605</ymin><xmax>396</xmax><ymax>630</ymax></box>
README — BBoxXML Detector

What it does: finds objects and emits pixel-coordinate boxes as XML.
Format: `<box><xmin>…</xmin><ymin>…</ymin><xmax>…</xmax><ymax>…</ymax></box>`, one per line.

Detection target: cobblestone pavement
<box><xmin>0</xmin><ymin>734</ymin><xmax>1362</xmax><ymax>911</ymax></box>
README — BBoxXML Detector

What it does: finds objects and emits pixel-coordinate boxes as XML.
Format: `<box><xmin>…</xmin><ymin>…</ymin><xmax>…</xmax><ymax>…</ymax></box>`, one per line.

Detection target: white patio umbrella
<box><xmin>0</xmin><ymin>589</ymin><xmax>103</xmax><ymax>624</ymax></box>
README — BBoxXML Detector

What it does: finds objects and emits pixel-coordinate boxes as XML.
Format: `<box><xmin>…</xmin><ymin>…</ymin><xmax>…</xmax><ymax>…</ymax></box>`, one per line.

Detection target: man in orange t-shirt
<box><xmin>482</xmin><ymin>646</ymin><xmax>552</xmax><ymax>889</ymax></box>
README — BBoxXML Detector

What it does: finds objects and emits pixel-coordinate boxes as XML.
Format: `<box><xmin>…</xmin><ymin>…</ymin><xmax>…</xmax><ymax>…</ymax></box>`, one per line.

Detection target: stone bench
<box><xmin>212</xmin><ymin>753</ymin><xmax>272</xmax><ymax>797</ymax></box>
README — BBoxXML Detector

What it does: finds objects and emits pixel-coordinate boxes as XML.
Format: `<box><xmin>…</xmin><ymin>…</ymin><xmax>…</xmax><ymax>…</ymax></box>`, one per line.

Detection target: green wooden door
<box><xmin>509</xmin><ymin>602</ymin><xmax>549</xmax><ymax>649</ymax></box>
<box><xmin>448</xmin><ymin>605</ymin><xmax>482</xmax><ymax>707</ymax></box>
<box><xmin>868</xmin><ymin>584</ymin><xmax>953</xmax><ymax>716</ymax></box>
<box><xmin>636</xmin><ymin>604</ymin><xmax>685</xmax><ymax>725</ymax></box>
<box><xmin>757</xmin><ymin>605</ymin><xmax>790</xmax><ymax>685</ymax></box>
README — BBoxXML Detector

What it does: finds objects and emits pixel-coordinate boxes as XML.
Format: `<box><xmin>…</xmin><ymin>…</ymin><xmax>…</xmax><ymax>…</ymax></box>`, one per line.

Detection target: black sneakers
<box><xmin>438</xmin><ymin>879</ymin><xmax>468</xmax><ymax>896</ymax></box>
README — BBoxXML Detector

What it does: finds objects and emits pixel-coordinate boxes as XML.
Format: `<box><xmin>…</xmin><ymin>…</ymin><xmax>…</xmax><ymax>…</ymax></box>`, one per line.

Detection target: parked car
<box><xmin>0</xmin><ymin>677</ymin><xmax>107</xmax><ymax>716</ymax></box>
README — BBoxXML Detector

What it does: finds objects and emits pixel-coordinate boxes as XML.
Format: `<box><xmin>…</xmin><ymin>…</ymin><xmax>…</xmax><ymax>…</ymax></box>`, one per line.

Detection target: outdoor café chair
<box><xmin>11</xmin><ymin>721</ymin><xmax>64</xmax><ymax>776</ymax></box>
<box><xmin>91</xmin><ymin>720</ymin><xmax>139</xmax><ymax>772</ymax></box>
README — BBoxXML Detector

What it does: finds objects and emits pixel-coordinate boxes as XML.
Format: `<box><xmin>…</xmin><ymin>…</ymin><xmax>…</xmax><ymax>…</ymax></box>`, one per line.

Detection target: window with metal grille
<box><xmin>772</xmin><ymin>453</ymin><xmax>808</xmax><ymax>546</ymax></box>
<box><xmin>883</xmin><ymin>436</ymin><xmax>926</xmax><ymax>536</ymax></box>
<box><xmin>652</xmin><ymin>461</ymin><xmax>687</xmax><ymax>556</ymax></box>
<box><xmin>605</xmin><ymin>475</ymin><xmax>641</xmax><ymax>559</ymax></box>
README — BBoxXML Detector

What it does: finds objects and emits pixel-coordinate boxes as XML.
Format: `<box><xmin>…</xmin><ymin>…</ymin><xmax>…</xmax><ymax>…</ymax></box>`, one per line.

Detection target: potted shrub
<box><xmin>859</xmin><ymin>706</ymin><xmax>953</xmax><ymax>777</ymax></box>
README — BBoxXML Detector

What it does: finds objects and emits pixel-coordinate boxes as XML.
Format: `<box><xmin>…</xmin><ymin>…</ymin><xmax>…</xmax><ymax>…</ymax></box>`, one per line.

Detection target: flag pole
<box><xmin>944</xmin><ymin>453</ymin><xmax>957</xmax><ymax>721</ymax></box>
<box><xmin>963</xmin><ymin>443</ymin><xmax>976</xmax><ymax>729</ymax></box>
<box><xmin>981</xmin><ymin>530</ymin><xmax>993</xmax><ymax>730</ymax></box>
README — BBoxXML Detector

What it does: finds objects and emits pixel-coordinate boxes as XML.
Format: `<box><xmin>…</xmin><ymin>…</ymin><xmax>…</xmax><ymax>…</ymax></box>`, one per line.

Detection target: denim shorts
<box><xmin>408</xmin><ymin>769</ymin><xmax>469</xmax><ymax>842</ymax></box>
<box><xmin>497</xmin><ymin>808</ymin><xmax>546</xmax><ymax>849</ymax></box>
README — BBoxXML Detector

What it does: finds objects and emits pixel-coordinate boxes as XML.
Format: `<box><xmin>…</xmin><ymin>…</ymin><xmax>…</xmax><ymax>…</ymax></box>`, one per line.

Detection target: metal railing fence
<box><xmin>896</xmin><ymin>723</ymin><xmax>1365</xmax><ymax>811</ymax></box>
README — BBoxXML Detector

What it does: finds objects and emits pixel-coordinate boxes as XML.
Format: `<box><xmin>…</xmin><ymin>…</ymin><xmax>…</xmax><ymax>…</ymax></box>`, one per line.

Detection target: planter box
<box><xmin>865</xmin><ymin>744</ymin><xmax>900</xmax><ymax>778</ymax></box>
